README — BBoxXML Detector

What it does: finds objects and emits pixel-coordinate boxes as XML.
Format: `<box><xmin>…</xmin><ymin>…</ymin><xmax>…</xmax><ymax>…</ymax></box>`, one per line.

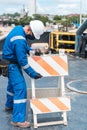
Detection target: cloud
<box><xmin>37</xmin><ymin>0</ymin><xmax>81</xmax><ymax>15</ymax></box>
<box><xmin>5</xmin><ymin>8</ymin><xmax>20</xmax><ymax>14</ymax></box>
<box><xmin>36</xmin><ymin>2</ymin><xmax>45</xmax><ymax>13</ymax></box>
<box><xmin>0</xmin><ymin>0</ymin><xmax>28</xmax><ymax>6</ymax></box>
<box><xmin>0</xmin><ymin>0</ymin><xmax>29</xmax><ymax>14</ymax></box>
<box><xmin>54</xmin><ymin>3</ymin><xmax>80</xmax><ymax>15</ymax></box>
<box><xmin>37</xmin><ymin>0</ymin><xmax>87</xmax><ymax>15</ymax></box>
<box><xmin>0</xmin><ymin>0</ymin><xmax>87</xmax><ymax>15</ymax></box>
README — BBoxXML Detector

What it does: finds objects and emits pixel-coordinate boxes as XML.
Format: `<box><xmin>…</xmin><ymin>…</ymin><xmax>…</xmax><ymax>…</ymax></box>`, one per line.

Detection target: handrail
<box><xmin>50</xmin><ymin>31</ymin><xmax>76</xmax><ymax>52</ymax></box>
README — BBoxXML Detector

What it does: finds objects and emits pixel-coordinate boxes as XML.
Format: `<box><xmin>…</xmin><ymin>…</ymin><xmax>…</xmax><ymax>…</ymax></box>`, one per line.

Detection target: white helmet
<box><xmin>30</xmin><ymin>20</ymin><xmax>45</xmax><ymax>39</ymax></box>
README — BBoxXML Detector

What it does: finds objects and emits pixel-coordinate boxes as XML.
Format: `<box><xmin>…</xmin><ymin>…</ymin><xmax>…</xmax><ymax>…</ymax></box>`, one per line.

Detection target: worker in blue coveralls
<box><xmin>2</xmin><ymin>20</ymin><xmax>45</xmax><ymax>128</ymax></box>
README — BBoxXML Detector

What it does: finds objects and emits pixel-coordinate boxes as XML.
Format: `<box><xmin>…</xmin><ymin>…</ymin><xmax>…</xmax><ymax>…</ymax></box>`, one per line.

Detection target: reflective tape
<box><xmin>22</xmin><ymin>64</ymin><xmax>30</xmax><ymax>69</ymax></box>
<box><xmin>14</xmin><ymin>99</ymin><xmax>27</xmax><ymax>104</ymax></box>
<box><xmin>10</xmin><ymin>36</ymin><xmax>26</xmax><ymax>42</ymax></box>
<box><xmin>7</xmin><ymin>91</ymin><xmax>14</xmax><ymax>96</ymax></box>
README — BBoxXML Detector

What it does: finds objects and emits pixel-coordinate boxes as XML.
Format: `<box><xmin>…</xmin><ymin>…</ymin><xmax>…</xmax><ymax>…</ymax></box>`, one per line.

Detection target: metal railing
<box><xmin>50</xmin><ymin>31</ymin><xmax>76</xmax><ymax>53</ymax></box>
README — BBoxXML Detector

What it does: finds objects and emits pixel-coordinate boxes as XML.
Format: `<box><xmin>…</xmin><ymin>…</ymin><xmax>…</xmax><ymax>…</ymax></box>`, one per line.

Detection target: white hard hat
<box><xmin>30</xmin><ymin>20</ymin><xmax>45</xmax><ymax>39</ymax></box>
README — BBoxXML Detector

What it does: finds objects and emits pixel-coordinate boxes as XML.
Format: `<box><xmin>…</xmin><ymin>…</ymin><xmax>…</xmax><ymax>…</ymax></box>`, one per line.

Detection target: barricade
<box><xmin>28</xmin><ymin>53</ymin><xmax>71</xmax><ymax>128</ymax></box>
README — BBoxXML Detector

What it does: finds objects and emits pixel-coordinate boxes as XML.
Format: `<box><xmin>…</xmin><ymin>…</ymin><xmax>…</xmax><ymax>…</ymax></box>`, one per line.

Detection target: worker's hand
<box><xmin>35</xmin><ymin>49</ymin><xmax>42</xmax><ymax>56</ymax></box>
<box><xmin>35</xmin><ymin>73</ymin><xmax>43</xmax><ymax>79</ymax></box>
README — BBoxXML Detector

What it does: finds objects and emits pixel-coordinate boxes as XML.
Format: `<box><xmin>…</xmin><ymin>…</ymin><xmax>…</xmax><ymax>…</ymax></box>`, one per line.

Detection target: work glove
<box><xmin>35</xmin><ymin>49</ymin><xmax>42</xmax><ymax>56</ymax></box>
<box><xmin>34</xmin><ymin>73</ymin><xmax>43</xmax><ymax>79</ymax></box>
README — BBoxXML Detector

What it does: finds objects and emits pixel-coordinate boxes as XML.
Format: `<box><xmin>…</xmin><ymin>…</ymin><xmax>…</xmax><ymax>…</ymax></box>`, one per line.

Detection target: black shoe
<box><xmin>68</xmin><ymin>53</ymin><xmax>75</xmax><ymax>57</ymax></box>
<box><xmin>5</xmin><ymin>107</ymin><xmax>13</xmax><ymax>111</ymax></box>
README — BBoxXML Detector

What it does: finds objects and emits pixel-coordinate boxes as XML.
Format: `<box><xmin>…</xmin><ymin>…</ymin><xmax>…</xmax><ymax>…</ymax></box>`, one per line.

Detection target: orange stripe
<box><xmin>32</xmin><ymin>56</ymin><xmax>60</xmax><ymax>76</ymax></box>
<box><xmin>49</xmin><ymin>98</ymin><xmax>69</xmax><ymax>111</ymax></box>
<box><xmin>32</xmin><ymin>56</ymin><xmax>41</xmax><ymax>62</ymax></box>
<box><xmin>31</xmin><ymin>99</ymin><xmax>51</xmax><ymax>112</ymax></box>
<box><xmin>51</xmin><ymin>56</ymin><xmax>68</xmax><ymax>72</ymax></box>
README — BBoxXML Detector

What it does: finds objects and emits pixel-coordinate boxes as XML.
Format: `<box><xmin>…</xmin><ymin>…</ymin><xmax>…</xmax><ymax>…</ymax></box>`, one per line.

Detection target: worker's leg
<box><xmin>8</xmin><ymin>64</ymin><xmax>27</xmax><ymax>122</ymax></box>
<box><xmin>5</xmin><ymin>80</ymin><xmax>14</xmax><ymax>109</ymax></box>
<box><xmin>12</xmin><ymin>81</ymin><xmax>27</xmax><ymax>122</ymax></box>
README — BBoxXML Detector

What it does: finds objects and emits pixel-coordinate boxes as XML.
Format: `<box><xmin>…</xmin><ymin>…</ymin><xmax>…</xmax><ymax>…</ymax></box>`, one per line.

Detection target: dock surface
<box><xmin>0</xmin><ymin>55</ymin><xmax>87</xmax><ymax>130</ymax></box>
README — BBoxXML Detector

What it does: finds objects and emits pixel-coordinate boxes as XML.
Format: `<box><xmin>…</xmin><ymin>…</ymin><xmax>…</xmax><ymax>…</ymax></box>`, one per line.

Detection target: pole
<box><xmin>80</xmin><ymin>0</ymin><xmax>82</xmax><ymax>26</ymax></box>
<box><xmin>35</xmin><ymin>0</ymin><xmax>36</xmax><ymax>14</ymax></box>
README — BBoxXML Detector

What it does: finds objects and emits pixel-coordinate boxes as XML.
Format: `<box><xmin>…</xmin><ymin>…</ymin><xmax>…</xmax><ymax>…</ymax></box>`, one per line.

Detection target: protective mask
<box><xmin>26</xmin><ymin>34</ymin><xmax>35</xmax><ymax>40</ymax></box>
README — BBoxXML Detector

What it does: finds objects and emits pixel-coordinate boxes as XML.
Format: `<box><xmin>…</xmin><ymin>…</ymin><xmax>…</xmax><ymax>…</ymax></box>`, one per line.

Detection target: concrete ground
<box><xmin>0</xmin><ymin>26</ymin><xmax>13</xmax><ymax>36</ymax></box>
<box><xmin>0</xmin><ymin>55</ymin><xmax>87</xmax><ymax>130</ymax></box>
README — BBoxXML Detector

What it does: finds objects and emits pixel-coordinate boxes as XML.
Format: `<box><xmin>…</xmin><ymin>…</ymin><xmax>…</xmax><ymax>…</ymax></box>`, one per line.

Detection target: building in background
<box><xmin>20</xmin><ymin>5</ymin><xmax>28</xmax><ymax>18</ymax></box>
<box><xmin>28</xmin><ymin>0</ymin><xmax>36</xmax><ymax>16</ymax></box>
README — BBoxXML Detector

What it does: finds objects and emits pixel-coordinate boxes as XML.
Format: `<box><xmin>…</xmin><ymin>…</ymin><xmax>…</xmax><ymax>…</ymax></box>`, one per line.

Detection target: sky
<box><xmin>0</xmin><ymin>0</ymin><xmax>87</xmax><ymax>15</ymax></box>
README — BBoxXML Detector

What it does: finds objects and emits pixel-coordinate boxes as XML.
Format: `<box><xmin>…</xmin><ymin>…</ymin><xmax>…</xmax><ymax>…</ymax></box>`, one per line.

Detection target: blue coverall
<box><xmin>2</xmin><ymin>25</ymin><xmax>38</xmax><ymax>122</ymax></box>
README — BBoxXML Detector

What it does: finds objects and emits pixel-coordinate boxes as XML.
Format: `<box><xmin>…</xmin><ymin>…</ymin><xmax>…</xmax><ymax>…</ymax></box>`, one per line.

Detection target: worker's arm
<box><xmin>26</xmin><ymin>44</ymin><xmax>32</xmax><ymax>55</ymax></box>
<box><xmin>15</xmin><ymin>40</ymin><xmax>42</xmax><ymax>79</ymax></box>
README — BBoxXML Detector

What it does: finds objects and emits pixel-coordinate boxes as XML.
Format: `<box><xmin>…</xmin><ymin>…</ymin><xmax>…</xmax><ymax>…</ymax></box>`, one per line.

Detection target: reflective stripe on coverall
<box><xmin>2</xmin><ymin>26</ymin><xmax>38</xmax><ymax>122</ymax></box>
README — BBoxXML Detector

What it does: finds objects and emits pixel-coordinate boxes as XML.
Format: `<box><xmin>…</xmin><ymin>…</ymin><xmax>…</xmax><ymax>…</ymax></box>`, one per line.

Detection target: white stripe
<box><xmin>42</xmin><ymin>56</ymin><xmax>68</xmax><ymax>75</ymax></box>
<box><xmin>10</xmin><ymin>36</ymin><xmax>26</xmax><ymax>42</ymax></box>
<box><xmin>22</xmin><ymin>64</ymin><xmax>30</xmax><ymax>69</ymax></box>
<box><xmin>39</xmin><ymin>98</ymin><xmax>60</xmax><ymax>112</ymax></box>
<box><xmin>58</xmin><ymin>97</ymin><xmax>70</xmax><ymax>109</ymax></box>
<box><xmin>28</xmin><ymin>57</ymin><xmax>50</xmax><ymax>76</ymax></box>
<box><xmin>30</xmin><ymin>103</ymin><xmax>42</xmax><ymax>114</ymax></box>
<box><xmin>14</xmin><ymin>99</ymin><xmax>27</xmax><ymax>104</ymax></box>
<box><xmin>7</xmin><ymin>91</ymin><xmax>14</xmax><ymax>96</ymax></box>
<box><xmin>60</xmin><ymin>55</ymin><xmax>67</xmax><ymax>63</ymax></box>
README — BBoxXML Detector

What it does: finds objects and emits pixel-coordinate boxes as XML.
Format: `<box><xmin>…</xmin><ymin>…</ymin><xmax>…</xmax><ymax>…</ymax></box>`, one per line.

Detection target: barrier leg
<box><xmin>58</xmin><ymin>77</ymin><xmax>61</xmax><ymax>96</ymax></box>
<box><xmin>58</xmin><ymin>76</ymin><xmax>65</xmax><ymax>96</ymax></box>
<box><xmin>31</xmin><ymin>78</ymin><xmax>35</xmax><ymax>99</ymax></box>
<box><xmin>63</xmin><ymin>112</ymin><xmax>67</xmax><ymax>125</ymax></box>
<box><xmin>33</xmin><ymin>114</ymin><xmax>38</xmax><ymax>128</ymax></box>
<box><xmin>58</xmin><ymin>76</ymin><xmax>67</xmax><ymax>125</ymax></box>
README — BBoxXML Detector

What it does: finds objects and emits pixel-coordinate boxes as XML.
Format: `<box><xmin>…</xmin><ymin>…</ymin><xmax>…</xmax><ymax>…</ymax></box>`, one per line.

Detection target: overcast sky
<box><xmin>0</xmin><ymin>0</ymin><xmax>87</xmax><ymax>15</ymax></box>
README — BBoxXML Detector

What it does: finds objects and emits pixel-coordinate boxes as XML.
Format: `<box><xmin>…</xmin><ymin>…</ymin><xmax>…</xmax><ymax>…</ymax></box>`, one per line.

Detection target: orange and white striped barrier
<box><xmin>30</xmin><ymin>97</ymin><xmax>71</xmax><ymax>114</ymax></box>
<box><xmin>28</xmin><ymin>54</ymin><xmax>68</xmax><ymax>77</ymax></box>
<box><xmin>28</xmin><ymin>54</ymin><xmax>70</xmax><ymax>128</ymax></box>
